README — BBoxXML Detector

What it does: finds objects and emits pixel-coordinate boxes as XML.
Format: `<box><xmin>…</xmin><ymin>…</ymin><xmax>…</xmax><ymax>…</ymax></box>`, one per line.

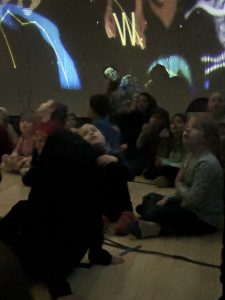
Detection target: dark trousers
<box><xmin>136</xmin><ymin>193</ymin><xmax>216</xmax><ymax>235</ymax></box>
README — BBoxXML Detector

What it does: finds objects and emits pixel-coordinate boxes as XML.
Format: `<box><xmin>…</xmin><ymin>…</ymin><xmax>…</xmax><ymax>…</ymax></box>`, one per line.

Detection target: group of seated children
<box><xmin>0</xmin><ymin>91</ymin><xmax>224</xmax><ymax>299</ymax></box>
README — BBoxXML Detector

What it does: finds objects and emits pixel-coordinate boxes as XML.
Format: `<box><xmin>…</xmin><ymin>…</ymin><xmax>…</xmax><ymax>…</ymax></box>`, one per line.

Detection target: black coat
<box><xmin>0</xmin><ymin>129</ymin><xmax>111</xmax><ymax>285</ymax></box>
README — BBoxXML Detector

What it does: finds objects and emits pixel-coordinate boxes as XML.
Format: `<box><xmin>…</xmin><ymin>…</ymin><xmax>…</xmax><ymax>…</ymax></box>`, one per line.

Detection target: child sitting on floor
<box><xmin>136</xmin><ymin>107</ymin><xmax>170</xmax><ymax>178</ymax></box>
<box><xmin>153</xmin><ymin>113</ymin><xmax>188</xmax><ymax>187</ymax></box>
<box><xmin>78</xmin><ymin>123</ymin><xmax>135</xmax><ymax>235</ymax></box>
<box><xmin>1</xmin><ymin>112</ymin><xmax>36</xmax><ymax>174</ymax></box>
<box><xmin>129</xmin><ymin>116</ymin><xmax>224</xmax><ymax>238</ymax></box>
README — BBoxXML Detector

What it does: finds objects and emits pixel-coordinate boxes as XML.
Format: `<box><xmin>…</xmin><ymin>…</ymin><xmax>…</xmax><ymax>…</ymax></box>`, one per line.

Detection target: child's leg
<box><xmin>142</xmin><ymin>204</ymin><xmax>216</xmax><ymax>235</ymax></box>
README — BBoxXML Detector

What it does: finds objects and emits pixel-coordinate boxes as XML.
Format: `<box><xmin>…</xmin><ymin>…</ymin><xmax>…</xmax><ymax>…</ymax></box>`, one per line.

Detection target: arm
<box><xmin>177</xmin><ymin>160</ymin><xmax>221</xmax><ymax>209</ymax></box>
<box><xmin>136</xmin><ymin>123</ymin><xmax>150</xmax><ymax>149</ymax></box>
<box><xmin>104</xmin><ymin>0</ymin><xmax>117</xmax><ymax>38</ymax></box>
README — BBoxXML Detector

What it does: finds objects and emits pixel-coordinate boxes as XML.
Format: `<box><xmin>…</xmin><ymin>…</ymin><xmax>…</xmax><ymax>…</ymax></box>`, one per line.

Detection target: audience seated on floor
<box><xmin>129</xmin><ymin>115</ymin><xmax>224</xmax><ymax>239</ymax></box>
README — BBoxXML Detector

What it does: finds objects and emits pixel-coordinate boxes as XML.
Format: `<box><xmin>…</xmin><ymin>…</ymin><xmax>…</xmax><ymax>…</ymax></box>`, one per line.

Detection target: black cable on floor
<box><xmin>104</xmin><ymin>237</ymin><xmax>221</xmax><ymax>269</ymax></box>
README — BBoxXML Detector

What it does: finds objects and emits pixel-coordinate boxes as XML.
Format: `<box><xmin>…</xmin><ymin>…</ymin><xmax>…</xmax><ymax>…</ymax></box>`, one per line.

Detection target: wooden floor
<box><xmin>0</xmin><ymin>173</ymin><xmax>223</xmax><ymax>300</ymax></box>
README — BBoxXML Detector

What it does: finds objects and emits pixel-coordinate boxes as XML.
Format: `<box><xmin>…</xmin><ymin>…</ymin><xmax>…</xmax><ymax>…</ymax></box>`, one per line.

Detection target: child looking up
<box><xmin>129</xmin><ymin>116</ymin><xmax>224</xmax><ymax>238</ymax></box>
<box><xmin>78</xmin><ymin>124</ymin><xmax>134</xmax><ymax>235</ymax></box>
<box><xmin>1</xmin><ymin>112</ymin><xmax>36</xmax><ymax>174</ymax></box>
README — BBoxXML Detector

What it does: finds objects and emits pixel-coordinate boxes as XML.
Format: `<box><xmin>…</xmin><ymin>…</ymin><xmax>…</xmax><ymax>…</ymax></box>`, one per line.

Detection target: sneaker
<box><xmin>154</xmin><ymin>176</ymin><xmax>169</xmax><ymax>188</ymax></box>
<box><xmin>128</xmin><ymin>220</ymin><xmax>161</xmax><ymax>238</ymax></box>
<box><xmin>114</xmin><ymin>211</ymin><xmax>135</xmax><ymax>236</ymax></box>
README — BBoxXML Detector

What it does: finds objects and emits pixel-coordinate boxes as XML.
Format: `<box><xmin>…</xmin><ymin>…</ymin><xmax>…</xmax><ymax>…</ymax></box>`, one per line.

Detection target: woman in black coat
<box><xmin>0</xmin><ymin>129</ymin><xmax>123</xmax><ymax>299</ymax></box>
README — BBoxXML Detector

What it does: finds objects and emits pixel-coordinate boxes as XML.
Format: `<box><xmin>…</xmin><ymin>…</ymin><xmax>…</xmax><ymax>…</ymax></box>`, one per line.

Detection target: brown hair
<box><xmin>189</xmin><ymin>115</ymin><xmax>220</xmax><ymax>155</ymax></box>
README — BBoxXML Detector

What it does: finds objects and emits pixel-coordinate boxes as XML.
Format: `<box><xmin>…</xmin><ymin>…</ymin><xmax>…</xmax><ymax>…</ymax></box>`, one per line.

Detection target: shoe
<box><xmin>154</xmin><ymin>176</ymin><xmax>169</xmax><ymax>188</ymax></box>
<box><xmin>128</xmin><ymin>220</ymin><xmax>161</xmax><ymax>238</ymax></box>
<box><xmin>114</xmin><ymin>211</ymin><xmax>135</xmax><ymax>236</ymax></box>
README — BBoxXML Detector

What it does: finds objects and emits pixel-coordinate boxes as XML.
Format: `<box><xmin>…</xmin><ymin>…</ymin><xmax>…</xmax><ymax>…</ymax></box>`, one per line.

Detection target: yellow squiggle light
<box><xmin>113</xmin><ymin>0</ymin><xmax>144</xmax><ymax>49</ymax></box>
<box><xmin>113</xmin><ymin>12</ymin><xmax>136</xmax><ymax>46</ymax></box>
<box><xmin>0</xmin><ymin>23</ymin><xmax>16</xmax><ymax>68</ymax></box>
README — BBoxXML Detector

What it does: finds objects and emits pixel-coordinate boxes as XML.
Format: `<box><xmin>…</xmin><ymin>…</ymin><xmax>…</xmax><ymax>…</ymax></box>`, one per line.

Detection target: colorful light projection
<box><xmin>1</xmin><ymin>0</ymin><xmax>41</xmax><ymax>11</ymax></box>
<box><xmin>185</xmin><ymin>0</ymin><xmax>225</xmax><ymax>89</ymax></box>
<box><xmin>105</xmin><ymin>0</ymin><xmax>145</xmax><ymax>49</ymax></box>
<box><xmin>147</xmin><ymin>55</ymin><xmax>192</xmax><ymax>85</ymax></box>
<box><xmin>112</xmin><ymin>12</ymin><xmax>136</xmax><ymax>47</ymax></box>
<box><xmin>0</xmin><ymin>3</ymin><xmax>81</xmax><ymax>90</ymax></box>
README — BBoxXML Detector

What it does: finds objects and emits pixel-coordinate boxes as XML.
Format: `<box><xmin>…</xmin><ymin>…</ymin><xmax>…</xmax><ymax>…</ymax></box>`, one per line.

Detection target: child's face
<box><xmin>79</xmin><ymin>124</ymin><xmax>105</xmax><ymax>145</ymax></box>
<box><xmin>170</xmin><ymin>116</ymin><xmax>185</xmax><ymax>136</ymax></box>
<box><xmin>149</xmin><ymin>114</ymin><xmax>163</xmax><ymax>127</ymax></box>
<box><xmin>65</xmin><ymin>115</ymin><xmax>77</xmax><ymax>129</ymax></box>
<box><xmin>182</xmin><ymin>118</ymin><xmax>205</xmax><ymax>150</ymax></box>
<box><xmin>208</xmin><ymin>93</ymin><xmax>225</xmax><ymax>117</ymax></box>
<box><xmin>136</xmin><ymin>95</ymin><xmax>149</xmax><ymax>113</ymax></box>
<box><xmin>19</xmin><ymin>120</ymin><xmax>34</xmax><ymax>135</ymax></box>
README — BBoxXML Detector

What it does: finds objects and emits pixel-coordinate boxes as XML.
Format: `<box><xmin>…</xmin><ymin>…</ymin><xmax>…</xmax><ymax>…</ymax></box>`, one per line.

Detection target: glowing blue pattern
<box><xmin>148</xmin><ymin>55</ymin><xmax>192</xmax><ymax>85</ymax></box>
<box><xmin>185</xmin><ymin>0</ymin><xmax>225</xmax><ymax>86</ymax></box>
<box><xmin>0</xmin><ymin>4</ymin><xmax>81</xmax><ymax>90</ymax></box>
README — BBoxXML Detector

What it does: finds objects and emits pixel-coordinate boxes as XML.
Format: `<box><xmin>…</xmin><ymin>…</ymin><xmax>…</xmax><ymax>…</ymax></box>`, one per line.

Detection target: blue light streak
<box><xmin>0</xmin><ymin>3</ymin><xmax>81</xmax><ymax>90</ymax></box>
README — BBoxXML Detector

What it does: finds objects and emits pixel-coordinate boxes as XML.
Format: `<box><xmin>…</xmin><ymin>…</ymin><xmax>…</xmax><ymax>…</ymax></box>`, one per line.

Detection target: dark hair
<box><xmin>151</xmin><ymin>107</ymin><xmax>170</xmax><ymax>129</ymax></box>
<box><xmin>67</xmin><ymin>112</ymin><xmax>77</xmax><ymax>120</ymax></box>
<box><xmin>20</xmin><ymin>111</ymin><xmax>37</xmax><ymax>123</ymax></box>
<box><xmin>171</xmin><ymin>113</ymin><xmax>187</xmax><ymax>123</ymax></box>
<box><xmin>189</xmin><ymin>115</ymin><xmax>220</xmax><ymax>155</ymax></box>
<box><xmin>138</xmin><ymin>92</ymin><xmax>157</xmax><ymax>111</ymax></box>
<box><xmin>89</xmin><ymin>94</ymin><xmax>110</xmax><ymax>117</ymax></box>
<box><xmin>51</xmin><ymin>102</ymin><xmax>68</xmax><ymax>126</ymax></box>
<box><xmin>39</xmin><ymin>129</ymin><xmax>96</xmax><ymax>179</ymax></box>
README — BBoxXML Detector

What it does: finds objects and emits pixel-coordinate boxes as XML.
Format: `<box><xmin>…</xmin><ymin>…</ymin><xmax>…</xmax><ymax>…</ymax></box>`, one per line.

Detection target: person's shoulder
<box><xmin>199</xmin><ymin>152</ymin><xmax>222</xmax><ymax>171</ymax></box>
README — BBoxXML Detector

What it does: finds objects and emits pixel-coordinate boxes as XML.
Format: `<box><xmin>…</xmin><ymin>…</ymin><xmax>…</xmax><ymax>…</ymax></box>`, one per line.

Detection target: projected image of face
<box><xmin>102</xmin><ymin>0</ymin><xmax>225</xmax><ymax>97</ymax></box>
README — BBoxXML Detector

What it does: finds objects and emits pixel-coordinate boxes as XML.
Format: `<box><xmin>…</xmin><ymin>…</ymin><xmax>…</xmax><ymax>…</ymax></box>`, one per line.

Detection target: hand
<box><xmin>104</xmin><ymin>3</ymin><xmax>117</xmax><ymax>38</ymax></box>
<box><xmin>97</xmin><ymin>155</ymin><xmax>118</xmax><ymax>166</ymax></box>
<box><xmin>156</xmin><ymin>197</ymin><xmax>169</xmax><ymax>206</ymax></box>
<box><xmin>119</xmin><ymin>143</ymin><xmax>128</xmax><ymax>151</ymax></box>
<box><xmin>111</xmin><ymin>255</ymin><xmax>125</xmax><ymax>265</ymax></box>
<box><xmin>175</xmin><ymin>168</ymin><xmax>185</xmax><ymax>188</ymax></box>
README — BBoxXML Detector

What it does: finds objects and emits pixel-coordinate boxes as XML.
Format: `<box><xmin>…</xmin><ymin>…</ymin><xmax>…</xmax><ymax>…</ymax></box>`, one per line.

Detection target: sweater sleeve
<box><xmin>176</xmin><ymin>159</ymin><xmax>221</xmax><ymax>209</ymax></box>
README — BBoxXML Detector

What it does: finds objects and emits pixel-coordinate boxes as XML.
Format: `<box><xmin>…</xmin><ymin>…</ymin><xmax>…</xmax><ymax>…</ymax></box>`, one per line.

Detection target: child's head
<box><xmin>78</xmin><ymin>124</ymin><xmax>105</xmax><ymax>145</ymax></box>
<box><xmin>136</xmin><ymin>92</ymin><xmax>157</xmax><ymax>114</ymax></box>
<box><xmin>89</xmin><ymin>94</ymin><xmax>110</xmax><ymax>118</ymax></box>
<box><xmin>149</xmin><ymin>107</ymin><xmax>170</xmax><ymax>129</ymax></box>
<box><xmin>207</xmin><ymin>92</ymin><xmax>225</xmax><ymax>119</ymax></box>
<box><xmin>19</xmin><ymin>112</ymin><xmax>37</xmax><ymax>136</ymax></box>
<box><xmin>183</xmin><ymin>116</ymin><xmax>219</xmax><ymax>154</ymax></box>
<box><xmin>170</xmin><ymin>113</ymin><xmax>187</xmax><ymax>137</ymax></box>
<box><xmin>65</xmin><ymin>113</ymin><xmax>77</xmax><ymax>130</ymax></box>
